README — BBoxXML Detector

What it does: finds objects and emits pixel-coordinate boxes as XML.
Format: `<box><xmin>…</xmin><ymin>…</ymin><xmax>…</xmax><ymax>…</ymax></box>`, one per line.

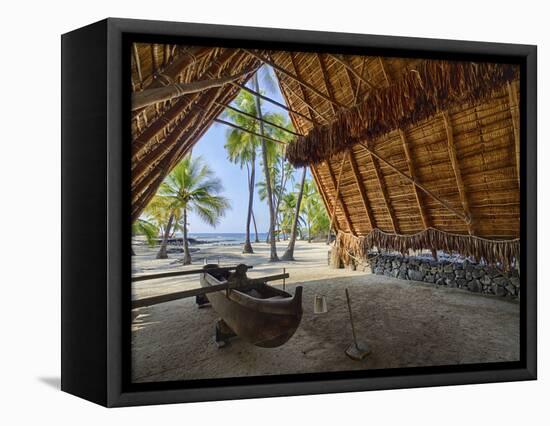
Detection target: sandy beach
<box><xmin>131</xmin><ymin>240</ymin><xmax>519</xmax><ymax>383</ymax></box>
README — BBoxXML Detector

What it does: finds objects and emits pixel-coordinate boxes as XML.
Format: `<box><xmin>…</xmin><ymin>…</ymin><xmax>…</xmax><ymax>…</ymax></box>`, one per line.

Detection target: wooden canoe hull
<box><xmin>200</xmin><ymin>271</ymin><xmax>303</xmax><ymax>348</ymax></box>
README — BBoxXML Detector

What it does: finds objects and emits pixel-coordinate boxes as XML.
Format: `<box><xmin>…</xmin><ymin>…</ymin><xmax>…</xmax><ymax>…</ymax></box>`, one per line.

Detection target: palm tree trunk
<box><xmin>252</xmin><ymin>209</ymin><xmax>260</xmax><ymax>243</ymax></box>
<box><xmin>282</xmin><ymin>167</ymin><xmax>306</xmax><ymax>261</ymax></box>
<box><xmin>243</xmin><ymin>154</ymin><xmax>255</xmax><ymax>253</ymax></box>
<box><xmin>308</xmin><ymin>222</ymin><xmax>312</xmax><ymax>243</ymax></box>
<box><xmin>156</xmin><ymin>212</ymin><xmax>174</xmax><ymax>259</ymax></box>
<box><xmin>253</xmin><ymin>73</ymin><xmax>278</xmax><ymax>262</ymax></box>
<box><xmin>182</xmin><ymin>208</ymin><xmax>192</xmax><ymax>265</ymax></box>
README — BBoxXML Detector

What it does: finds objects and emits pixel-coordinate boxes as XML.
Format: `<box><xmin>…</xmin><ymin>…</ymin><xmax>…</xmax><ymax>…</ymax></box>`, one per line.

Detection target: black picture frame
<box><xmin>61</xmin><ymin>17</ymin><xmax>537</xmax><ymax>407</ymax></box>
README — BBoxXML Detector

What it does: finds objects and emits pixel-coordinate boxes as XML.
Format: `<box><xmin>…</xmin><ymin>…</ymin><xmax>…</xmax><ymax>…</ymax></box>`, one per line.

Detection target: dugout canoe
<box><xmin>200</xmin><ymin>264</ymin><xmax>303</xmax><ymax>348</ymax></box>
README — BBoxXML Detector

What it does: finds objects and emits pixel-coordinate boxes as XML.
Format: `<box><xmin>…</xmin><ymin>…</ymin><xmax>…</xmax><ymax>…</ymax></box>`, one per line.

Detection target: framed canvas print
<box><xmin>61</xmin><ymin>18</ymin><xmax>537</xmax><ymax>407</ymax></box>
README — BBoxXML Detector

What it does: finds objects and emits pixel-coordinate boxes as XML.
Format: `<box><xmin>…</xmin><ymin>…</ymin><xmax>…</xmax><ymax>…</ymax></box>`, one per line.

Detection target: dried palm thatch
<box><xmin>130</xmin><ymin>43</ymin><xmax>521</xmax><ymax>267</ymax></box>
<box><xmin>333</xmin><ymin>229</ymin><xmax>519</xmax><ymax>270</ymax></box>
<box><xmin>285</xmin><ymin>60</ymin><xmax>518</xmax><ymax>167</ymax></box>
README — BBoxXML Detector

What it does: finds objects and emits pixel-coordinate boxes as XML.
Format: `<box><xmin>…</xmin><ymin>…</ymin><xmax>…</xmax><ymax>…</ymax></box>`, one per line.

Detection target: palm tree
<box><xmin>253</xmin><ymin>72</ymin><xmax>278</xmax><ymax>261</ymax></box>
<box><xmin>143</xmin><ymin>195</ymin><xmax>181</xmax><ymax>259</ymax></box>
<box><xmin>281</xmin><ymin>167</ymin><xmax>307</xmax><ymax>260</ymax></box>
<box><xmin>224</xmin><ymin>91</ymin><xmax>260</xmax><ymax>253</ymax></box>
<box><xmin>159</xmin><ymin>155</ymin><xmax>230</xmax><ymax>264</ymax></box>
<box><xmin>300</xmin><ymin>179</ymin><xmax>324</xmax><ymax>243</ymax></box>
<box><xmin>131</xmin><ymin>217</ymin><xmax>159</xmax><ymax>255</ymax></box>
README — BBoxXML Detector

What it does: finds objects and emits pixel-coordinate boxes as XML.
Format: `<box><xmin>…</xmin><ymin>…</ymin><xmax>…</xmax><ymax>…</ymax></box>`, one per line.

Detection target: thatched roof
<box><xmin>131</xmin><ymin>43</ymin><xmax>520</xmax><ymax>266</ymax></box>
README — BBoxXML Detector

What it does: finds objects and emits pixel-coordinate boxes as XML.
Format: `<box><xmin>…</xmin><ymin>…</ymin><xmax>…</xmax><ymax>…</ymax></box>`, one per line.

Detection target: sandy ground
<box><xmin>131</xmin><ymin>240</ymin><xmax>519</xmax><ymax>383</ymax></box>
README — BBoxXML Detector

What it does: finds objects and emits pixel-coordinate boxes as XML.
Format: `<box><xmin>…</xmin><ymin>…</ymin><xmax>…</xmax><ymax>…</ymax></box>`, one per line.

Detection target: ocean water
<box><xmin>187</xmin><ymin>232</ymin><xmax>269</xmax><ymax>246</ymax></box>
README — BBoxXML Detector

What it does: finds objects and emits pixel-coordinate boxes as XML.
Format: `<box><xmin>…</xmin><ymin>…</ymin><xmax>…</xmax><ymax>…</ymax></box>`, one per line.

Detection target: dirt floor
<box><xmin>131</xmin><ymin>241</ymin><xmax>520</xmax><ymax>383</ymax></box>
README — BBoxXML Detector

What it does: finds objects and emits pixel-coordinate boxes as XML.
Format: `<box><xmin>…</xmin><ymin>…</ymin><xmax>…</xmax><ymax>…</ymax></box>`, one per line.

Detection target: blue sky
<box><xmin>186</xmin><ymin>66</ymin><xmax>309</xmax><ymax>234</ymax></box>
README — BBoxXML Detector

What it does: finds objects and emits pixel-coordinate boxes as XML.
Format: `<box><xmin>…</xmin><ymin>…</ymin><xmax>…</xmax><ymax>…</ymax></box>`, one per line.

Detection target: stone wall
<box><xmin>361</xmin><ymin>253</ymin><xmax>520</xmax><ymax>298</ymax></box>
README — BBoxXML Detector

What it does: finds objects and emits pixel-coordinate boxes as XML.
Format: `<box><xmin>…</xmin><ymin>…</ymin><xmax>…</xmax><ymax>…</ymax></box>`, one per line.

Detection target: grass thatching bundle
<box><xmin>286</xmin><ymin>60</ymin><xmax>518</xmax><ymax>166</ymax></box>
<box><xmin>333</xmin><ymin>228</ymin><xmax>519</xmax><ymax>270</ymax></box>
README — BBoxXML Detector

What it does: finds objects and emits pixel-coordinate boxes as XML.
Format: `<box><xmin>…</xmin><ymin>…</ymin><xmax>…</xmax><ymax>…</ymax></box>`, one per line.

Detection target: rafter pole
<box><xmin>243</xmin><ymin>49</ymin><xmax>347</xmax><ymax>108</ymax></box>
<box><xmin>327</xmin><ymin>151</ymin><xmax>349</xmax><ymax>238</ymax></box>
<box><xmin>132</xmin><ymin>49</ymin><xmax>242</xmax><ymax>156</ymax></box>
<box><xmin>217</xmin><ymin>101</ymin><xmax>301</xmax><ymax>136</ymax></box>
<box><xmin>231</xmin><ymin>81</ymin><xmax>318</xmax><ymax>125</ymax></box>
<box><xmin>348</xmin><ymin>151</ymin><xmax>375</xmax><ymax>231</ymax></box>
<box><xmin>325</xmin><ymin>154</ymin><xmax>356</xmax><ymax>236</ymax></box>
<box><xmin>507</xmin><ymin>81</ymin><xmax>521</xmax><ymax>188</ymax></box>
<box><xmin>317</xmin><ymin>53</ymin><xmax>339</xmax><ymax>115</ymax></box>
<box><xmin>365</xmin><ymin>142</ymin><xmax>399</xmax><ymax>233</ymax></box>
<box><xmin>279</xmin><ymin>80</ymin><xmax>331</xmax><ymax>123</ymax></box>
<box><xmin>310</xmin><ymin>165</ymin><xmax>342</xmax><ymax>232</ymax></box>
<box><xmin>358</xmin><ymin>141</ymin><xmax>470</xmax><ymax>224</ymax></box>
<box><xmin>213</xmin><ymin>118</ymin><xmax>287</xmax><ymax>145</ymax></box>
<box><xmin>328</xmin><ymin>54</ymin><xmax>375</xmax><ymax>89</ymax></box>
<box><xmin>131</xmin><ymin>69</ymin><xmax>253</xmax><ymax>110</ymax></box>
<box><xmin>132</xmin><ymin>43</ymin><xmax>143</xmax><ymax>89</ymax></box>
<box><xmin>441</xmin><ymin>112</ymin><xmax>474</xmax><ymax>234</ymax></box>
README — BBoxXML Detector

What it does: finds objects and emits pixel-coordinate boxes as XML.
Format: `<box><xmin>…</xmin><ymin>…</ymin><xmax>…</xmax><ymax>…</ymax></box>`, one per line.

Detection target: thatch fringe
<box><xmin>286</xmin><ymin>60</ymin><xmax>518</xmax><ymax>166</ymax></box>
<box><xmin>333</xmin><ymin>228</ymin><xmax>520</xmax><ymax>270</ymax></box>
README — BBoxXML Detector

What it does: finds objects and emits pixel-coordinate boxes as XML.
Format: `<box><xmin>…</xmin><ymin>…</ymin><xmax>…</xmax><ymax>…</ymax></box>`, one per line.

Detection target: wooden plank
<box><xmin>348</xmin><ymin>152</ymin><xmax>375</xmax><ymax>231</ymax></box>
<box><xmin>133</xmin><ymin>265</ymin><xmax>253</xmax><ymax>282</ymax></box>
<box><xmin>441</xmin><ymin>111</ymin><xmax>474</xmax><ymax>234</ymax></box>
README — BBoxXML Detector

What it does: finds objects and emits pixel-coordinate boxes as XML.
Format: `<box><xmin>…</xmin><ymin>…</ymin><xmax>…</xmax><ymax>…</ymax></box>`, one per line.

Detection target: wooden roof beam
<box><xmin>216</xmin><ymin>101</ymin><xmax>301</xmax><ymax>136</ymax></box>
<box><xmin>328</xmin><ymin>54</ymin><xmax>375</xmax><ymax>90</ymax></box>
<box><xmin>243</xmin><ymin>49</ymin><xmax>347</xmax><ymax>109</ymax></box>
<box><xmin>441</xmin><ymin>111</ymin><xmax>474</xmax><ymax>234</ymax></box>
<box><xmin>131</xmin><ymin>68</ymin><xmax>253</xmax><ymax>110</ymax></box>
<box><xmin>327</xmin><ymin>151</ymin><xmax>349</xmax><ymax>237</ymax></box>
<box><xmin>365</xmin><ymin>142</ymin><xmax>399</xmax><ymax>233</ymax></box>
<box><xmin>316</xmin><ymin>53</ymin><xmax>339</xmax><ymax>115</ymax></box>
<box><xmin>358</xmin><ymin>141</ymin><xmax>470</xmax><ymax>224</ymax></box>
<box><xmin>279</xmin><ymin>79</ymin><xmax>331</xmax><ymax>123</ymax></box>
<box><xmin>325</xmin><ymin>156</ymin><xmax>356</xmax><ymax>236</ymax></box>
<box><xmin>231</xmin><ymin>80</ymin><xmax>318</xmax><ymax>125</ymax></box>
<box><xmin>399</xmin><ymin>129</ymin><xmax>430</xmax><ymax>230</ymax></box>
<box><xmin>132</xmin><ymin>43</ymin><xmax>143</xmax><ymax>89</ymax></box>
<box><xmin>348</xmin><ymin>151</ymin><xmax>375</xmax><ymax>231</ymax></box>
<box><xmin>507</xmin><ymin>81</ymin><xmax>521</xmax><ymax>188</ymax></box>
<box><xmin>310</xmin><ymin>165</ymin><xmax>342</xmax><ymax>232</ymax></box>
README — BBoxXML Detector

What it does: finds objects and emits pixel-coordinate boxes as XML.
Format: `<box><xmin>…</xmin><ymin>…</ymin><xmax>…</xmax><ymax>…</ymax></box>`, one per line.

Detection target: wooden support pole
<box><xmin>325</xmin><ymin>154</ymin><xmax>356</xmax><ymax>236</ymax></box>
<box><xmin>507</xmin><ymin>81</ymin><xmax>521</xmax><ymax>188</ymax></box>
<box><xmin>243</xmin><ymin>49</ymin><xmax>347</xmax><ymax>108</ymax></box>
